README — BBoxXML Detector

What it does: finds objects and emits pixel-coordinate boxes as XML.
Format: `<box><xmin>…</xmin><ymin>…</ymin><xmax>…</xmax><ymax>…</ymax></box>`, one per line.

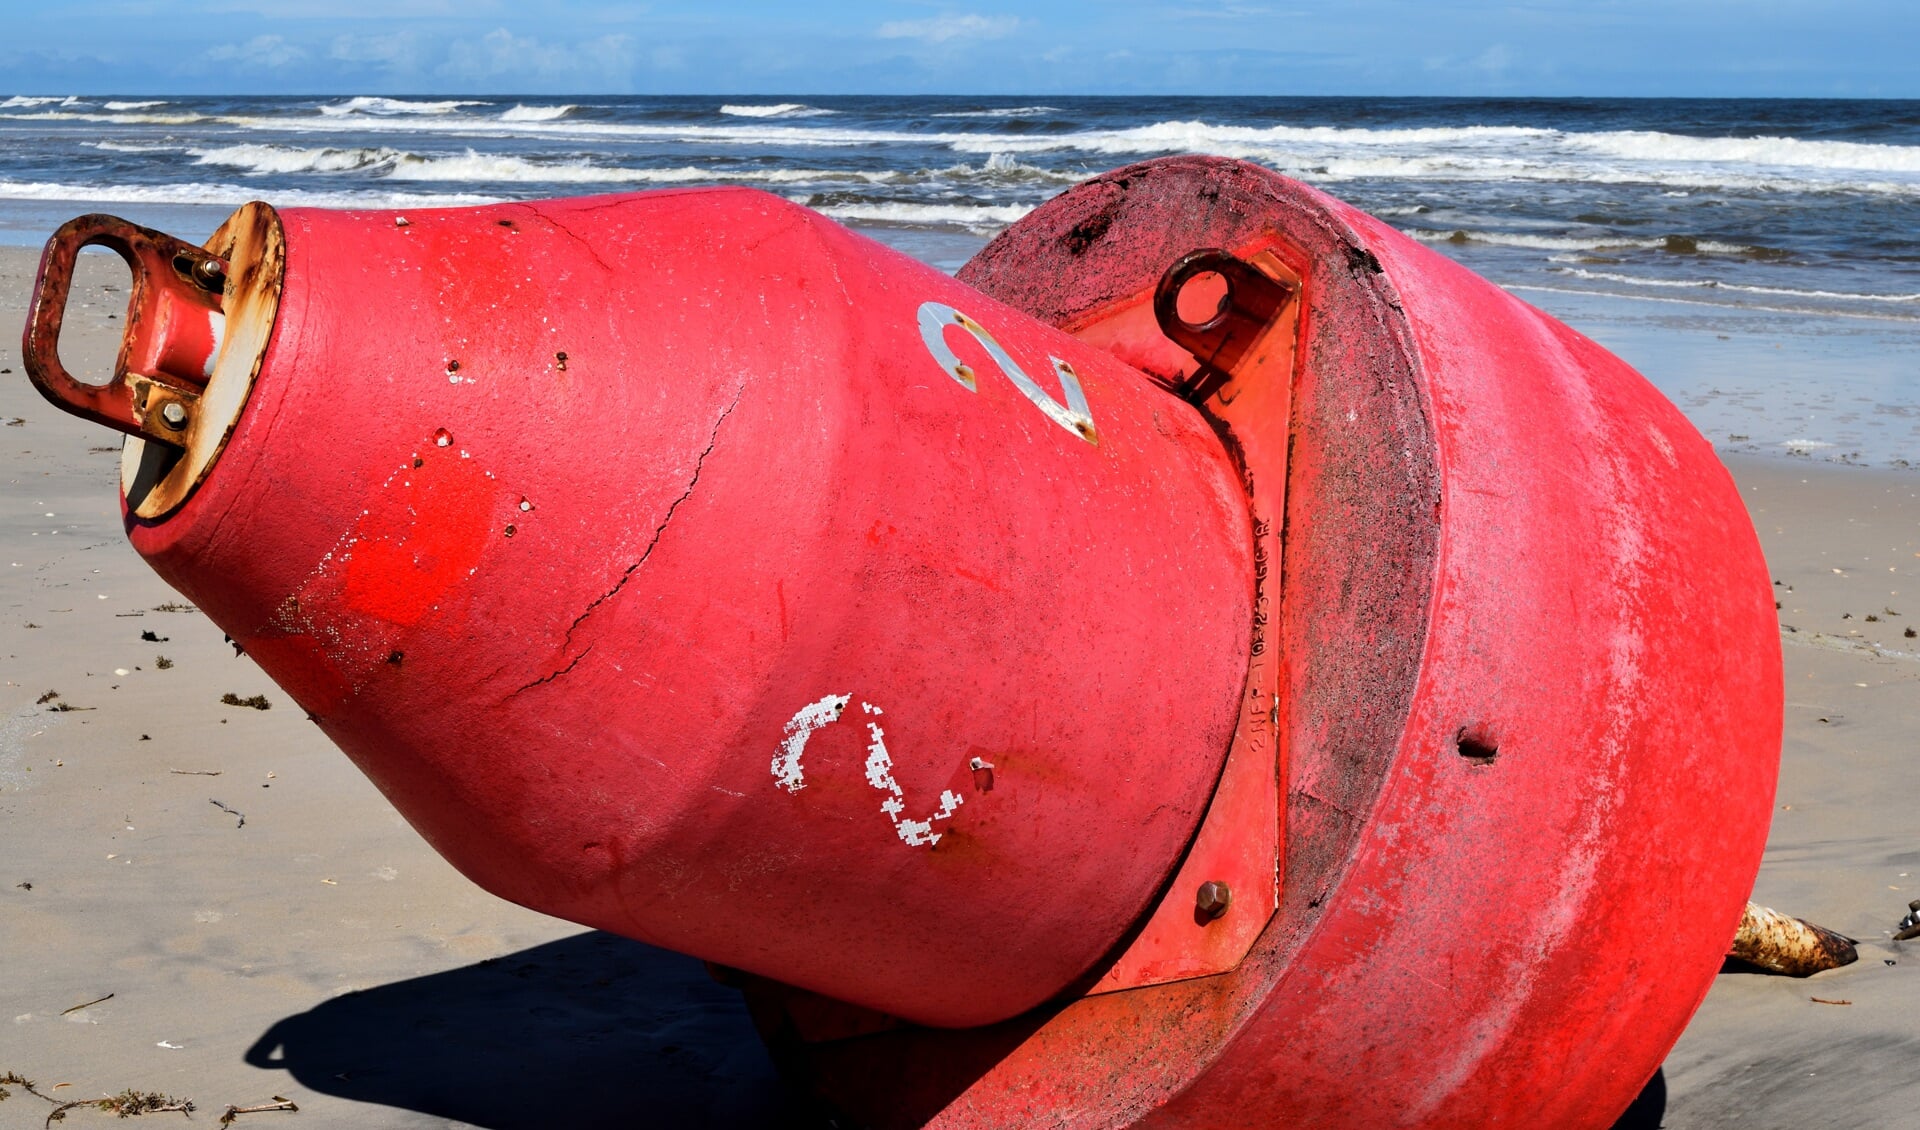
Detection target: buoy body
<box><xmin>18</xmin><ymin>158</ymin><xmax>1782</xmax><ymax>1127</ymax></box>
<box><xmin>752</xmin><ymin>157</ymin><xmax>1782</xmax><ymax>1127</ymax></box>
<box><xmin>101</xmin><ymin>190</ymin><xmax>1256</xmax><ymax>1029</ymax></box>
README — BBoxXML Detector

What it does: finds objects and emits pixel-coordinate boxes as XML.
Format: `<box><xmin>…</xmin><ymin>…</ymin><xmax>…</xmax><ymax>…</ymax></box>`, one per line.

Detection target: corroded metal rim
<box><xmin>122</xmin><ymin>202</ymin><xmax>284</xmax><ymax>520</ymax></box>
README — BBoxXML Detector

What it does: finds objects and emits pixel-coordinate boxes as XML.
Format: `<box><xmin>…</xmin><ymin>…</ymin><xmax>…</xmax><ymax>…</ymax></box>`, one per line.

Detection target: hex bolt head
<box><xmin>1196</xmin><ymin>880</ymin><xmax>1233</xmax><ymax>920</ymax></box>
<box><xmin>159</xmin><ymin>401</ymin><xmax>189</xmax><ymax>431</ymax></box>
<box><xmin>193</xmin><ymin>257</ymin><xmax>226</xmax><ymax>288</ymax></box>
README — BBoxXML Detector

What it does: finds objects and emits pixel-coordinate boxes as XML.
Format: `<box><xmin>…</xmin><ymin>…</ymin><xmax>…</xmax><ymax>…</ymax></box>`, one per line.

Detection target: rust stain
<box><xmin>124</xmin><ymin>201</ymin><xmax>286</xmax><ymax>520</ymax></box>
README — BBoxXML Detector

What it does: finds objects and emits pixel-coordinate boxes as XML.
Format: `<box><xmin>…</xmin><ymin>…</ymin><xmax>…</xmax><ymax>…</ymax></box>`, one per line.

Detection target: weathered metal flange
<box><xmin>122</xmin><ymin>201</ymin><xmax>285</xmax><ymax>519</ymax></box>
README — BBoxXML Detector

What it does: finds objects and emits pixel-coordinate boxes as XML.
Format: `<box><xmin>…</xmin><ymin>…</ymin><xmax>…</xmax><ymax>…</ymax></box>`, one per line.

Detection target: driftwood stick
<box><xmin>1729</xmin><ymin>901</ymin><xmax>1857</xmax><ymax>976</ymax></box>
<box><xmin>219</xmin><ymin>1096</ymin><xmax>299</xmax><ymax>1123</ymax></box>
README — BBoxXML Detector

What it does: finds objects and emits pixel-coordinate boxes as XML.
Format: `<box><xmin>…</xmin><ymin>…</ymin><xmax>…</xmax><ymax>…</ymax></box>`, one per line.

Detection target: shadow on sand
<box><xmin>1609</xmin><ymin>1067</ymin><xmax>1668</xmax><ymax>1130</ymax></box>
<box><xmin>246</xmin><ymin>930</ymin><xmax>1672</xmax><ymax>1129</ymax></box>
<box><xmin>244</xmin><ymin>931</ymin><xmax>814</xmax><ymax>1129</ymax></box>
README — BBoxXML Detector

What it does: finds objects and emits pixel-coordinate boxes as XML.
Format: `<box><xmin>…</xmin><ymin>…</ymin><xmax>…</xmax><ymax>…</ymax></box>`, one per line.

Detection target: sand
<box><xmin>3</xmin><ymin>243</ymin><xmax>1918</xmax><ymax>1129</ymax></box>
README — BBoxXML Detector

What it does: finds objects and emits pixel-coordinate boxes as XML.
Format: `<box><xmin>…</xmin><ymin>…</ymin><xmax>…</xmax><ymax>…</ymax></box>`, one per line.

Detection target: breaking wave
<box><xmin>1567</xmin><ymin>130</ymin><xmax>1920</xmax><ymax>173</ymax></box>
<box><xmin>1402</xmin><ymin>228</ymin><xmax>1765</xmax><ymax>256</ymax></box>
<box><xmin>318</xmin><ymin>96</ymin><xmax>489</xmax><ymax>117</ymax></box>
<box><xmin>807</xmin><ymin>199</ymin><xmax>1034</xmax><ymax>232</ymax></box>
<box><xmin>0</xmin><ymin>110</ymin><xmax>210</xmax><ymax>126</ymax></box>
<box><xmin>500</xmin><ymin>103</ymin><xmax>575</xmax><ymax>122</ymax></box>
<box><xmin>184</xmin><ymin>142</ymin><xmax>902</xmax><ymax>186</ymax></box>
<box><xmin>1553</xmin><ymin>267</ymin><xmax>1920</xmax><ymax>304</ymax></box>
<box><xmin>0</xmin><ymin>177</ymin><xmax>494</xmax><ymax>209</ymax></box>
<box><xmin>192</xmin><ymin>143</ymin><xmax>399</xmax><ymax>175</ymax></box>
<box><xmin>720</xmin><ymin>103</ymin><xmax>835</xmax><ymax>118</ymax></box>
<box><xmin>932</xmin><ymin>105</ymin><xmax>1062</xmax><ymax>118</ymax></box>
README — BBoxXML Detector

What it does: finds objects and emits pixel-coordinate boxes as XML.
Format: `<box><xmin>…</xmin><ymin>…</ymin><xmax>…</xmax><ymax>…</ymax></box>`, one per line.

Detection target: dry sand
<box><xmin>2</xmin><ymin>244</ymin><xmax>1917</xmax><ymax>1129</ymax></box>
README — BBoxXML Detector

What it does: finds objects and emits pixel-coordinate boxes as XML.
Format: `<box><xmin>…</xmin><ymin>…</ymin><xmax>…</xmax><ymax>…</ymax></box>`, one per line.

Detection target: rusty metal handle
<box><xmin>22</xmin><ymin>213</ymin><xmax>224</xmax><ymax>446</ymax></box>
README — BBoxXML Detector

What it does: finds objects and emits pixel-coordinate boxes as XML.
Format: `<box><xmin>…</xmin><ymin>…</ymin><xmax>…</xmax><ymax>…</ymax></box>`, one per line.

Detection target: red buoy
<box><xmin>20</xmin><ymin>155</ymin><xmax>1781</xmax><ymax>1128</ymax></box>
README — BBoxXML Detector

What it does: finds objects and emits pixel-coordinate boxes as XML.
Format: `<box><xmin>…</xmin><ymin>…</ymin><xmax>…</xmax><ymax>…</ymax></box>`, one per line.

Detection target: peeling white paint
<box><xmin>772</xmin><ymin>694</ymin><xmax>964</xmax><ymax>847</ymax></box>
<box><xmin>866</xmin><ymin>720</ymin><xmax>964</xmax><ymax>846</ymax></box>
<box><xmin>771</xmin><ymin>692</ymin><xmax>849</xmax><ymax>793</ymax></box>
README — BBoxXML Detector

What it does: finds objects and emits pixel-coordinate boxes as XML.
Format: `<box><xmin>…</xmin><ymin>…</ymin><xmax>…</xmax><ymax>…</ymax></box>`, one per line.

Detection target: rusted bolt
<box><xmin>968</xmin><ymin>756</ymin><xmax>995</xmax><ymax>791</ymax></box>
<box><xmin>192</xmin><ymin>257</ymin><xmax>226</xmax><ymax>290</ymax></box>
<box><xmin>1196</xmin><ymin>880</ymin><xmax>1232</xmax><ymax>920</ymax></box>
<box><xmin>158</xmin><ymin>401</ymin><xmax>188</xmax><ymax>431</ymax></box>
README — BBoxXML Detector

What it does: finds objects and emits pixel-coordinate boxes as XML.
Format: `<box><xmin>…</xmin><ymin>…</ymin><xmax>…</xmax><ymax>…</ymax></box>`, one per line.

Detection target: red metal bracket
<box><xmin>1085</xmin><ymin>245</ymin><xmax>1301</xmax><ymax>993</ymax></box>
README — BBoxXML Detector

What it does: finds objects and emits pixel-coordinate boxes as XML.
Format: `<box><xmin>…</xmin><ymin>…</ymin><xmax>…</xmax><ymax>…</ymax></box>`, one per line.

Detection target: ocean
<box><xmin>3</xmin><ymin>93</ymin><xmax>1918</xmax><ymax>463</ymax></box>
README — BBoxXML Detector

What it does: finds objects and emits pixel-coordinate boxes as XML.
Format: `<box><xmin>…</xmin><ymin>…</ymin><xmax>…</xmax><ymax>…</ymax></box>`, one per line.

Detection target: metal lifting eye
<box><xmin>1152</xmin><ymin>249</ymin><xmax>1294</xmax><ymax>401</ymax></box>
<box><xmin>23</xmin><ymin>214</ymin><xmax>229</xmax><ymax>447</ymax></box>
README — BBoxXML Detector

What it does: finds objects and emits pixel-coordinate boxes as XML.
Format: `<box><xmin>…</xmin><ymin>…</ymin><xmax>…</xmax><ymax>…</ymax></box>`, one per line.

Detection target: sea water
<box><xmin>2</xmin><ymin>94</ymin><xmax>1916</xmax><ymax>463</ymax></box>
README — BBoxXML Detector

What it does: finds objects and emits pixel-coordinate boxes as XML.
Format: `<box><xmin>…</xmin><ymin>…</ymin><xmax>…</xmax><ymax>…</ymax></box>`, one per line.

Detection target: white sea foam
<box><xmin>720</xmin><ymin>103</ymin><xmax>834</xmax><ymax>118</ymax></box>
<box><xmin>89</xmin><ymin>140</ymin><xmax>178</xmax><ymax>153</ymax></box>
<box><xmin>1554</xmin><ymin>266</ymin><xmax>1920</xmax><ymax>304</ymax></box>
<box><xmin>384</xmin><ymin>152</ymin><xmax>729</xmax><ymax>184</ymax></box>
<box><xmin>192</xmin><ymin>143</ymin><xmax>401</xmax><ymax>175</ymax></box>
<box><xmin>103</xmin><ymin>100</ymin><xmax>166</xmax><ymax>111</ymax></box>
<box><xmin>939</xmin><ymin>117</ymin><xmax>1920</xmax><ymax>176</ymax></box>
<box><xmin>811</xmin><ymin>200</ymin><xmax>1034</xmax><ymax>231</ymax></box>
<box><xmin>318</xmin><ymin>96</ymin><xmax>488</xmax><ymax>117</ymax></box>
<box><xmin>181</xmin><ymin>141</ymin><xmax>908</xmax><ymax>186</ymax></box>
<box><xmin>1504</xmin><ymin>283</ymin><xmax>1920</xmax><ymax>323</ymax></box>
<box><xmin>1568</xmin><ymin>130</ymin><xmax>1920</xmax><ymax>174</ymax></box>
<box><xmin>0</xmin><ymin>95</ymin><xmax>81</xmax><ymax>108</ymax></box>
<box><xmin>210</xmin><ymin>111</ymin><xmax>920</xmax><ymax>149</ymax></box>
<box><xmin>1403</xmin><ymin>228</ymin><xmax>1758</xmax><ymax>256</ymax></box>
<box><xmin>0</xmin><ymin>110</ymin><xmax>210</xmax><ymax>126</ymax></box>
<box><xmin>946</xmin><ymin>120</ymin><xmax>1554</xmax><ymax>157</ymax></box>
<box><xmin>500</xmin><ymin>104</ymin><xmax>575</xmax><ymax>122</ymax></box>
<box><xmin>912</xmin><ymin>153</ymin><xmax>1087</xmax><ymax>187</ymax></box>
<box><xmin>926</xmin><ymin>119</ymin><xmax>1920</xmax><ymax>197</ymax></box>
<box><xmin>932</xmin><ymin>105</ymin><xmax>1062</xmax><ymax>118</ymax></box>
<box><xmin>0</xmin><ymin>177</ymin><xmax>494</xmax><ymax>209</ymax></box>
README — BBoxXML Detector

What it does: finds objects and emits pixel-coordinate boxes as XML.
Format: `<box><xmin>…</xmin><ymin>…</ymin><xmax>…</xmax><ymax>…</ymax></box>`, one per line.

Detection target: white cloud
<box><xmin>200</xmin><ymin>0</ymin><xmax>503</xmax><ymax>16</ymax></box>
<box><xmin>330</xmin><ymin>31</ymin><xmax>422</xmax><ymax>69</ymax></box>
<box><xmin>437</xmin><ymin>27</ymin><xmax>636</xmax><ymax>81</ymax></box>
<box><xmin>1167</xmin><ymin>3</ymin><xmax>1273</xmax><ymax>16</ymax></box>
<box><xmin>206</xmin><ymin>35</ymin><xmax>306</xmax><ymax>69</ymax></box>
<box><xmin>876</xmin><ymin>14</ymin><xmax>1019</xmax><ymax>44</ymax></box>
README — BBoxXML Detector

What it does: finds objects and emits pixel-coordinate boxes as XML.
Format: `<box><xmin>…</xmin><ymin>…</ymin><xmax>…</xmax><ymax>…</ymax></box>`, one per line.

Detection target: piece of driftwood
<box><xmin>1728</xmin><ymin>902</ymin><xmax>1858</xmax><ymax>976</ymax></box>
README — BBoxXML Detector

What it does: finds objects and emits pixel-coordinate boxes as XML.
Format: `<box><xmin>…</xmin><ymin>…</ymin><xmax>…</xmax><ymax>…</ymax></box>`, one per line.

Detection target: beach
<box><xmin>3</xmin><ymin>216</ymin><xmax>1919</xmax><ymax>1126</ymax></box>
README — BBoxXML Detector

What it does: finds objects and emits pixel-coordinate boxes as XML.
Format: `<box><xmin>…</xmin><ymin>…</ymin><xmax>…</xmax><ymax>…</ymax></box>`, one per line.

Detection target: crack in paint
<box><xmin>511</xmin><ymin>394</ymin><xmax>741</xmax><ymax>695</ymax></box>
<box><xmin>512</xmin><ymin>642</ymin><xmax>595</xmax><ymax>695</ymax></box>
<box><xmin>535</xmin><ymin>211</ymin><xmax>617</xmax><ymax>275</ymax></box>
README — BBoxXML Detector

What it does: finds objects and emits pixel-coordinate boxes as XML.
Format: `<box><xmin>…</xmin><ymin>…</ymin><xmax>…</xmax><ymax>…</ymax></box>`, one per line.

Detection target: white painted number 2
<box><xmin>916</xmin><ymin>301</ymin><xmax>1098</xmax><ymax>444</ymax></box>
<box><xmin>772</xmin><ymin>693</ymin><xmax>964</xmax><ymax>848</ymax></box>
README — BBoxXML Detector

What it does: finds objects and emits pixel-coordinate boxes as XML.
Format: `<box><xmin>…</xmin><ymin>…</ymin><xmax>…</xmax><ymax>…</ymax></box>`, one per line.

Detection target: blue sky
<box><xmin>3</xmin><ymin>1</ymin><xmax>1916</xmax><ymax>98</ymax></box>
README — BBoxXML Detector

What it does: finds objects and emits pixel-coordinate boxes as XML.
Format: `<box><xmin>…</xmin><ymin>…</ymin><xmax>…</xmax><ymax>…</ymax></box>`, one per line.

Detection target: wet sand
<box><xmin>3</xmin><ymin>244</ymin><xmax>1919</xmax><ymax>1128</ymax></box>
